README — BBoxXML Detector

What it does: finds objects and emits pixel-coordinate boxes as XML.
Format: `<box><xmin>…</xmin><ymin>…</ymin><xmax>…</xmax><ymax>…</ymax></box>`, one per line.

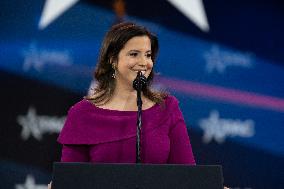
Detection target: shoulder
<box><xmin>163</xmin><ymin>95</ymin><xmax>184</xmax><ymax>120</ymax></box>
<box><xmin>164</xmin><ymin>95</ymin><xmax>180</xmax><ymax>108</ymax></box>
<box><xmin>58</xmin><ymin>99</ymin><xmax>94</xmax><ymax>144</ymax></box>
<box><xmin>153</xmin><ymin>95</ymin><xmax>181</xmax><ymax>116</ymax></box>
<box><xmin>67</xmin><ymin>98</ymin><xmax>92</xmax><ymax>116</ymax></box>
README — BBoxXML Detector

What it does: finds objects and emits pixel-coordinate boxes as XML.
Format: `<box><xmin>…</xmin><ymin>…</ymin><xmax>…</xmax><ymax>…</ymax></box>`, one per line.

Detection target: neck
<box><xmin>106</xmin><ymin>79</ymin><xmax>148</xmax><ymax>111</ymax></box>
<box><xmin>112</xmin><ymin>80</ymin><xmax>138</xmax><ymax>104</ymax></box>
<box><xmin>113</xmin><ymin>78</ymin><xmax>136</xmax><ymax>96</ymax></box>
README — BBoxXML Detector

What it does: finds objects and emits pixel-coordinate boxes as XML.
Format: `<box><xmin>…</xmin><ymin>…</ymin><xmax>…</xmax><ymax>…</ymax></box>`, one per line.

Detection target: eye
<box><xmin>146</xmin><ymin>53</ymin><xmax>152</xmax><ymax>58</ymax></box>
<box><xmin>129</xmin><ymin>52</ymin><xmax>138</xmax><ymax>57</ymax></box>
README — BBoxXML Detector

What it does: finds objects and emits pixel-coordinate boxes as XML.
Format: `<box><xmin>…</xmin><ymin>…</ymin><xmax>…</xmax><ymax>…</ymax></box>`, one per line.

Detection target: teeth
<box><xmin>134</xmin><ymin>70</ymin><xmax>146</xmax><ymax>75</ymax></box>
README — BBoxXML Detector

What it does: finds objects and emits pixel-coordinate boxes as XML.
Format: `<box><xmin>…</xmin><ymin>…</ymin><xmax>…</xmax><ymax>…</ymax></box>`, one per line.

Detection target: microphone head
<box><xmin>133</xmin><ymin>71</ymin><xmax>147</xmax><ymax>91</ymax></box>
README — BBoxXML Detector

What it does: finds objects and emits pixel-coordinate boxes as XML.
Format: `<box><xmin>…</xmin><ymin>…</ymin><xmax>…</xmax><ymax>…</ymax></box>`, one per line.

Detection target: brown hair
<box><xmin>87</xmin><ymin>22</ymin><xmax>167</xmax><ymax>105</ymax></box>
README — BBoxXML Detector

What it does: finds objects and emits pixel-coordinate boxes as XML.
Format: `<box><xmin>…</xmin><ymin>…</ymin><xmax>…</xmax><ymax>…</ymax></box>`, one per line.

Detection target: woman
<box><xmin>57</xmin><ymin>22</ymin><xmax>196</xmax><ymax>164</ymax></box>
<box><xmin>48</xmin><ymin>21</ymin><xmax>231</xmax><ymax>189</ymax></box>
<box><xmin>48</xmin><ymin>22</ymin><xmax>196</xmax><ymax>188</ymax></box>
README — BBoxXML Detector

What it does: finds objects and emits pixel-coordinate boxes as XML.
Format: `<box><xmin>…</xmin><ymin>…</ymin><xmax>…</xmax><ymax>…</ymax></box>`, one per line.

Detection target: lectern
<box><xmin>52</xmin><ymin>162</ymin><xmax>224</xmax><ymax>189</ymax></box>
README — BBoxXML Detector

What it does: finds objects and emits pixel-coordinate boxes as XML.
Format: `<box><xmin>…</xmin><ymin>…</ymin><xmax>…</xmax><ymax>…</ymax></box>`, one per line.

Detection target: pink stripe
<box><xmin>157</xmin><ymin>77</ymin><xmax>284</xmax><ymax>112</ymax></box>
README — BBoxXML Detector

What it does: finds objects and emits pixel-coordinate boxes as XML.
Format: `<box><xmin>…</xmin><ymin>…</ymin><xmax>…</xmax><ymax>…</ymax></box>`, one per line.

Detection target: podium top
<box><xmin>52</xmin><ymin>162</ymin><xmax>223</xmax><ymax>189</ymax></box>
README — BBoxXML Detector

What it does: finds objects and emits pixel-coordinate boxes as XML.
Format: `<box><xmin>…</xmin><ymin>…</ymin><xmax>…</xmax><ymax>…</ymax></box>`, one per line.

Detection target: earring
<box><xmin>112</xmin><ymin>71</ymin><xmax>116</xmax><ymax>79</ymax></box>
<box><xmin>111</xmin><ymin>64</ymin><xmax>116</xmax><ymax>79</ymax></box>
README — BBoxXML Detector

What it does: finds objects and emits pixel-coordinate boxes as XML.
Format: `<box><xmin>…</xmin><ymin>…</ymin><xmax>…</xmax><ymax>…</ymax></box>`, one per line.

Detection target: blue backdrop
<box><xmin>1</xmin><ymin>0</ymin><xmax>283</xmax><ymax>188</ymax></box>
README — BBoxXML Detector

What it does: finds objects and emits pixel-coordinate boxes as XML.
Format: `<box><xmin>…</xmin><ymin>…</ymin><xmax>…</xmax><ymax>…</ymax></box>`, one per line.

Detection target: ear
<box><xmin>110</xmin><ymin>57</ymin><xmax>117</xmax><ymax>64</ymax></box>
<box><xmin>112</xmin><ymin>63</ymin><xmax>116</xmax><ymax>70</ymax></box>
<box><xmin>110</xmin><ymin>57</ymin><xmax>118</xmax><ymax>68</ymax></box>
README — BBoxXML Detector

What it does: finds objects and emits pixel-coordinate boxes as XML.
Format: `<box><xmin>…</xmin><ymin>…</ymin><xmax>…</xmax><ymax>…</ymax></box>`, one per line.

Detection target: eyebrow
<box><xmin>128</xmin><ymin>49</ymin><xmax>152</xmax><ymax>53</ymax></box>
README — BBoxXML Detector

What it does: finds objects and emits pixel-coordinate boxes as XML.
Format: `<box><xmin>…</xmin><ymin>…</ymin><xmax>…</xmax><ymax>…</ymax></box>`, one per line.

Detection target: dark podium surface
<box><xmin>52</xmin><ymin>162</ymin><xmax>224</xmax><ymax>189</ymax></box>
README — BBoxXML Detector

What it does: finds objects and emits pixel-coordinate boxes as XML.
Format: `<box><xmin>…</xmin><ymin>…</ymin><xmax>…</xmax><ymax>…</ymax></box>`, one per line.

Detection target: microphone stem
<box><xmin>136</xmin><ymin>88</ymin><xmax>142</xmax><ymax>163</ymax></box>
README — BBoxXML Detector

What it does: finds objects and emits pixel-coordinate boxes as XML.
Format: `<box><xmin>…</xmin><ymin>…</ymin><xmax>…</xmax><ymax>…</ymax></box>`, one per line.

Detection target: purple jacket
<box><xmin>58</xmin><ymin>95</ymin><xmax>195</xmax><ymax>164</ymax></box>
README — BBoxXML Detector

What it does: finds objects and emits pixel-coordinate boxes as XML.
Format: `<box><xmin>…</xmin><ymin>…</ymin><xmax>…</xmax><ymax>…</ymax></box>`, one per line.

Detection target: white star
<box><xmin>199</xmin><ymin>110</ymin><xmax>223</xmax><ymax>143</ymax></box>
<box><xmin>17</xmin><ymin>107</ymin><xmax>42</xmax><ymax>140</ymax></box>
<box><xmin>167</xmin><ymin>0</ymin><xmax>209</xmax><ymax>32</ymax></box>
<box><xmin>39</xmin><ymin>0</ymin><xmax>209</xmax><ymax>32</ymax></box>
<box><xmin>39</xmin><ymin>0</ymin><xmax>80</xmax><ymax>30</ymax></box>
<box><xmin>15</xmin><ymin>175</ymin><xmax>47</xmax><ymax>189</ymax></box>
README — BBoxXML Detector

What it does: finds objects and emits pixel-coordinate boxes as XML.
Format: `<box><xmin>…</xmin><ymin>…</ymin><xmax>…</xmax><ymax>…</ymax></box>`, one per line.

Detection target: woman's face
<box><xmin>115</xmin><ymin>35</ymin><xmax>153</xmax><ymax>88</ymax></box>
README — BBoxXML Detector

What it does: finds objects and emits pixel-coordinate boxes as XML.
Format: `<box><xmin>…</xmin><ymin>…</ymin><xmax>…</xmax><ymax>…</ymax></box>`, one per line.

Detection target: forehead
<box><xmin>122</xmin><ymin>36</ymin><xmax>151</xmax><ymax>51</ymax></box>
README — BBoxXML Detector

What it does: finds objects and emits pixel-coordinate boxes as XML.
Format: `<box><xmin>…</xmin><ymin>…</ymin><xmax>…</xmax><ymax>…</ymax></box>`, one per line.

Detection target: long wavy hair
<box><xmin>87</xmin><ymin>22</ymin><xmax>167</xmax><ymax>105</ymax></box>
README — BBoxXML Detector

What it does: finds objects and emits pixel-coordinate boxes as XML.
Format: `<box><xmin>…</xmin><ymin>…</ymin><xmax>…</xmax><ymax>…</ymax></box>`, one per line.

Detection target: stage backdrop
<box><xmin>1</xmin><ymin>0</ymin><xmax>284</xmax><ymax>188</ymax></box>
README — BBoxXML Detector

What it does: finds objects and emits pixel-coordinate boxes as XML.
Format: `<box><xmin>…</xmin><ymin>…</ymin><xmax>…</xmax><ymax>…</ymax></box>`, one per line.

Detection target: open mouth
<box><xmin>132</xmin><ymin>70</ymin><xmax>146</xmax><ymax>75</ymax></box>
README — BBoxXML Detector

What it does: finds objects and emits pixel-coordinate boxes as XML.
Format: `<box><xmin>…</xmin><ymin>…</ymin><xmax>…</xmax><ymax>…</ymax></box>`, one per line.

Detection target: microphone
<box><xmin>132</xmin><ymin>71</ymin><xmax>147</xmax><ymax>163</ymax></box>
<box><xmin>133</xmin><ymin>71</ymin><xmax>147</xmax><ymax>91</ymax></box>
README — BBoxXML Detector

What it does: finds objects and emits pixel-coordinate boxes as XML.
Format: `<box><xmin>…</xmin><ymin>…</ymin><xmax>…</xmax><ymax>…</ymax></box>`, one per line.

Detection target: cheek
<box><xmin>147</xmin><ymin>60</ymin><xmax>153</xmax><ymax>69</ymax></box>
<box><xmin>145</xmin><ymin>62</ymin><xmax>154</xmax><ymax>78</ymax></box>
<box><xmin>124</xmin><ymin>58</ymin><xmax>137</xmax><ymax>68</ymax></box>
<box><xmin>117</xmin><ymin>57</ymin><xmax>132</xmax><ymax>70</ymax></box>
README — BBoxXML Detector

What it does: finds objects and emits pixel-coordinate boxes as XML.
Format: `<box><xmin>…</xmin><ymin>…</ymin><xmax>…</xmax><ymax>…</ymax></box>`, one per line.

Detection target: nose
<box><xmin>138</xmin><ymin>55</ymin><xmax>148</xmax><ymax>67</ymax></box>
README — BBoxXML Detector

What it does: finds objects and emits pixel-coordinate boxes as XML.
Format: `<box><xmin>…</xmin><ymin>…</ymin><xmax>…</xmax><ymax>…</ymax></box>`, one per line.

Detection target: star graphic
<box><xmin>17</xmin><ymin>107</ymin><xmax>42</xmax><ymax>140</ymax></box>
<box><xmin>204</xmin><ymin>45</ymin><xmax>226</xmax><ymax>73</ymax></box>
<box><xmin>39</xmin><ymin>0</ymin><xmax>209</xmax><ymax>32</ymax></box>
<box><xmin>199</xmin><ymin>110</ymin><xmax>255</xmax><ymax>144</ymax></box>
<box><xmin>204</xmin><ymin>45</ymin><xmax>254</xmax><ymax>74</ymax></box>
<box><xmin>39</xmin><ymin>0</ymin><xmax>79</xmax><ymax>30</ymax></box>
<box><xmin>167</xmin><ymin>0</ymin><xmax>209</xmax><ymax>32</ymax></box>
<box><xmin>22</xmin><ymin>43</ymin><xmax>45</xmax><ymax>72</ymax></box>
<box><xmin>17</xmin><ymin>106</ymin><xmax>66</xmax><ymax>141</ymax></box>
<box><xmin>15</xmin><ymin>175</ymin><xmax>47</xmax><ymax>189</ymax></box>
<box><xmin>199</xmin><ymin>110</ymin><xmax>225</xmax><ymax>143</ymax></box>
